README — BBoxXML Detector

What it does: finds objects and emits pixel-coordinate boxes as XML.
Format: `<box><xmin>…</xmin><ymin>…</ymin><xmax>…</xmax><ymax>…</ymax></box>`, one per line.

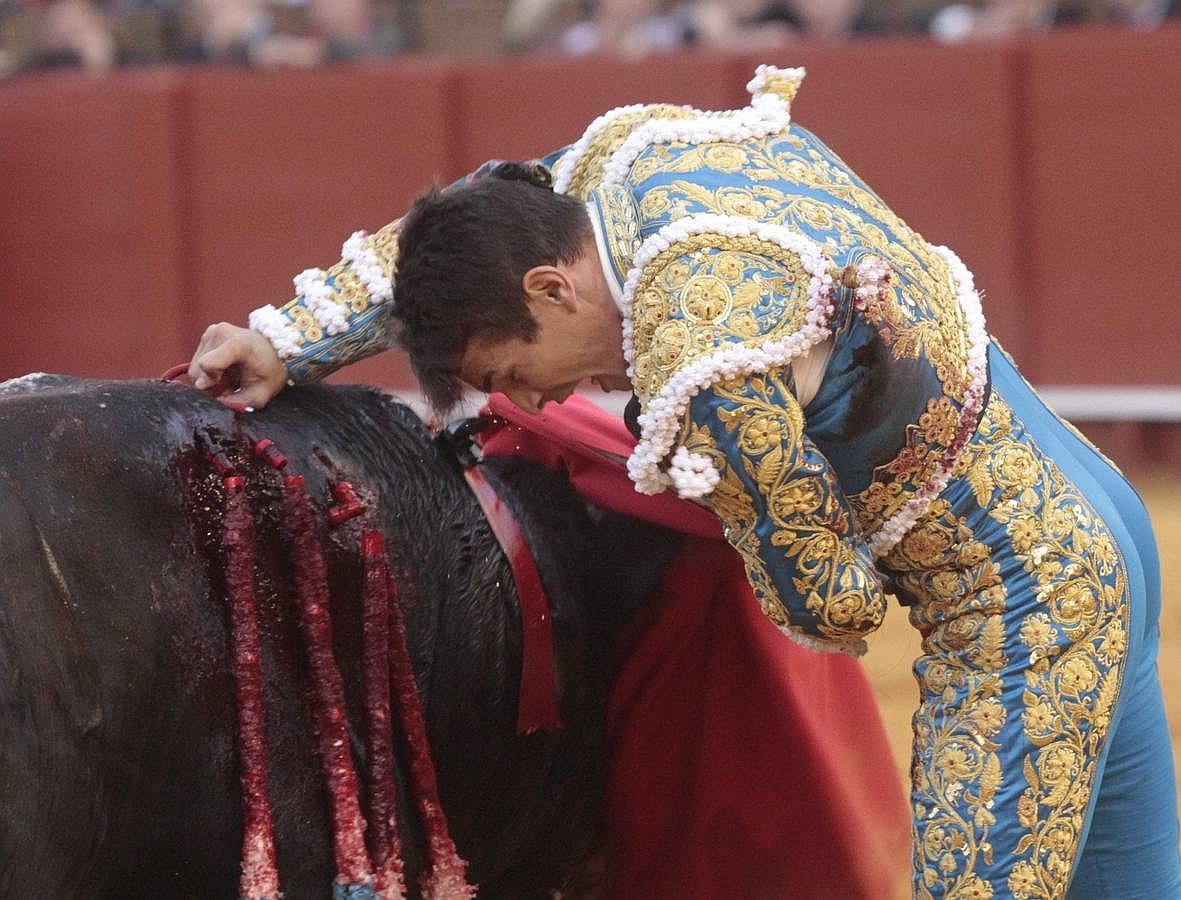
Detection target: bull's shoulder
<box><xmin>0</xmin><ymin>373</ymin><xmax>88</xmax><ymax>397</ymax></box>
<box><xmin>268</xmin><ymin>383</ymin><xmax>426</xmax><ymax>439</ymax></box>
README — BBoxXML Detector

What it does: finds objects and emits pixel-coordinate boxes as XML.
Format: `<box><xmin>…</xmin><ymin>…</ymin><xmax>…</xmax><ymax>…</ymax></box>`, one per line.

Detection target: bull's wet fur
<box><xmin>0</xmin><ymin>375</ymin><xmax>681</xmax><ymax>898</ymax></box>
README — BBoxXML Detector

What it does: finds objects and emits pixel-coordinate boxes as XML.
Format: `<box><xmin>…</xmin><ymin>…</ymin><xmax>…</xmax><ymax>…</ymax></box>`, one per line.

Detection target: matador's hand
<box><xmin>187</xmin><ymin>323</ymin><xmax>288</xmax><ymax>411</ymax></box>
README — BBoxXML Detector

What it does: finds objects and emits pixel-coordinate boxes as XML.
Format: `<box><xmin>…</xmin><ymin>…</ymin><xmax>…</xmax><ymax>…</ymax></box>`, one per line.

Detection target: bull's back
<box><xmin>0</xmin><ymin>375</ymin><xmax>656</xmax><ymax>898</ymax></box>
<box><xmin>0</xmin><ymin>378</ymin><xmax>247</xmax><ymax>894</ymax></box>
<box><xmin>0</xmin><ymin>467</ymin><xmax>108</xmax><ymax>894</ymax></box>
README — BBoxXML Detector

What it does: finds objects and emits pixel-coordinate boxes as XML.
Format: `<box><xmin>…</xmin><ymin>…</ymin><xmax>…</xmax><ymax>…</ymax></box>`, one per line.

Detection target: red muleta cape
<box><xmin>480</xmin><ymin>394</ymin><xmax>910</xmax><ymax>900</ymax></box>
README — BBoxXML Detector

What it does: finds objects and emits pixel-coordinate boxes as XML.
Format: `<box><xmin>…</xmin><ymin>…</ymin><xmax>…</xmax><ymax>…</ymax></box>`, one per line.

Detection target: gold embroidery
<box><xmin>626</xmin><ymin>132</ymin><xmax>974</xmax><ymax>402</ymax></box>
<box><xmin>974</xmin><ymin>400</ymin><xmax>1130</xmax><ymax>899</ymax></box>
<box><xmin>274</xmin><ymin>219</ymin><xmax>400</xmax><ymax>353</ymax></box>
<box><xmin>586</xmin><ymin>110</ymin><xmax>1134</xmax><ymax>895</ymax></box>
<box><xmin>884</xmin><ymin>492</ymin><xmax>1008</xmax><ymax>898</ymax></box>
<box><xmin>882</xmin><ymin>396</ymin><xmax>1131</xmax><ymax>897</ymax></box>
<box><xmin>628</xmin><ymin>235</ymin><xmax>814</xmax><ymax>403</ymax></box>
<box><xmin>330</xmin><ymin>267</ymin><xmax>376</xmax><ymax>315</ymax></box>
<box><xmin>678</xmin><ymin>416</ymin><xmax>788</xmax><ymax>628</ymax></box>
<box><xmin>850</xmin><ymin>396</ymin><xmax>965</xmax><ymax>537</ymax></box>
<box><xmin>589</xmin><ymin>183</ymin><xmax>643</xmax><ymax>299</ymax></box>
<box><xmin>687</xmin><ymin>371</ymin><xmax>887</xmax><ymax>644</ymax></box>
<box><xmin>681</xmin><ymin>274</ymin><xmax>733</xmax><ymax>322</ymax></box>
<box><xmin>562</xmin><ymin>104</ymin><xmax>696</xmax><ymax>200</ymax></box>
<box><xmin>368</xmin><ymin>220</ymin><xmax>400</xmax><ymax>278</ymax></box>
<box><xmin>287</xmin><ymin>305</ymin><xmax>322</xmax><ymax>343</ymax></box>
<box><xmin>608</xmin><ymin>131</ymin><xmax>985</xmax><ymax>538</ymax></box>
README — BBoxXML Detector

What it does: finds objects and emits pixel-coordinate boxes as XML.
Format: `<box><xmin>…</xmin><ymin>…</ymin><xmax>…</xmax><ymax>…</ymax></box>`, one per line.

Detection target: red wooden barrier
<box><xmin>0</xmin><ymin>69</ymin><xmax>185</xmax><ymax>379</ymax></box>
<box><xmin>1017</xmin><ymin>24</ymin><xmax>1181</xmax><ymax>385</ymax></box>
<box><xmin>175</xmin><ymin>60</ymin><xmax>458</xmax><ymax>388</ymax></box>
<box><xmin>452</xmin><ymin>51</ymin><xmax>742</xmax><ymax>170</ymax></box>
<box><xmin>1</xmin><ymin>31</ymin><xmax>1178</xmax><ymax>472</ymax></box>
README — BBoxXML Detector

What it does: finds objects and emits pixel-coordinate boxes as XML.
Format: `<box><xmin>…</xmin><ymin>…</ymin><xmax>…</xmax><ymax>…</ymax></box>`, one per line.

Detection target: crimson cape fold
<box><xmin>480</xmin><ymin>393</ymin><xmax>910</xmax><ymax>899</ymax></box>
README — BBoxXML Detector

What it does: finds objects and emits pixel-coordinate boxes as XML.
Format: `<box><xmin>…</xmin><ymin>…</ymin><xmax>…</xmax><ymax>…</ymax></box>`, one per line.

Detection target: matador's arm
<box><xmin>626</xmin><ymin>230</ymin><xmax>888</xmax><ymax>656</ymax></box>
<box><xmin>681</xmin><ymin>372</ymin><xmax>887</xmax><ymax>656</ymax></box>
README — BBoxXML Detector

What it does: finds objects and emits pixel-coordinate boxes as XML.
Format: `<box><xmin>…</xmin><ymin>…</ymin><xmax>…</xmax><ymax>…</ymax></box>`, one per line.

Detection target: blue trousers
<box><xmin>990</xmin><ymin>345</ymin><xmax>1181</xmax><ymax>898</ymax></box>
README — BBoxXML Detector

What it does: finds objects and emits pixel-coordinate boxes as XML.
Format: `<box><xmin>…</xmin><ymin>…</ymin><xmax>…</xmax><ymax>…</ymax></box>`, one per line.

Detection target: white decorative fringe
<box><xmin>341</xmin><ymin>230</ymin><xmax>393</xmax><ymax>304</ymax></box>
<box><xmin>247</xmin><ymin>304</ymin><xmax>303</xmax><ymax>360</ymax></box>
<box><xmin>619</xmin><ymin>214</ymin><xmax>836</xmax><ymax>497</ymax></box>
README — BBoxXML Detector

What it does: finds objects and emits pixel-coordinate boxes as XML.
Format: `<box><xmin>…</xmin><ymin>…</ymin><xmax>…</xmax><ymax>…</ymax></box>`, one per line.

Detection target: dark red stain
<box><xmin>177</xmin><ymin>432</ymin><xmax>473</xmax><ymax>897</ymax></box>
<box><xmin>222</xmin><ymin>477</ymin><xmax>281</xmax><ymax>899</ymax></box>
<box><xmin>386</xmin><ymin>568</ymin><xmax>473</xmax><ymax>897</ymax></box>
<box><xmin>282</xmin><ymin>473</ymin><xmax>373</xmax><ymax>888</ymax></box>
<box><xmin>360</xmin><ymin>529</ymin><xmax>407</xmax><ymax>898</ymax></box>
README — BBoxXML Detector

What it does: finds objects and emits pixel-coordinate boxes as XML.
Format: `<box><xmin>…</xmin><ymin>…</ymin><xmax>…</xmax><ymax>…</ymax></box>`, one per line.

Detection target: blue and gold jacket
<box><xmin>250</xmin><ymin>67</ymin><xmax>990</xmax><ymax>657</ymax></box>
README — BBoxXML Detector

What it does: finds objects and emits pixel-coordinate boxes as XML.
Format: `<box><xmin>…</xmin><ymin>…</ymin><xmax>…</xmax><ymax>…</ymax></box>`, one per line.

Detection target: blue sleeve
<box><xmin>683</xmin><ymin>368</ymin><xmax>888</xmax><ymax>656</ymax></box>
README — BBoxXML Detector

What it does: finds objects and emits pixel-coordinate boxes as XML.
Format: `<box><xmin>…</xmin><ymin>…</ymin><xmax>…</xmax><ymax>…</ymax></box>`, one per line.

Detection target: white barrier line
<box><xmin>1036</xmin><ymin>387</ymin><xmax>1181</xmax><ymax>422</ymax></box>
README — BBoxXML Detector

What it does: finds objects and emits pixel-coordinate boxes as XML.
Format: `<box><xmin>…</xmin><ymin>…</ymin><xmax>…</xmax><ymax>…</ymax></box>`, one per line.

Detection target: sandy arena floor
<box><xmin>862</xmin><ymin>470</ymin><xmax>1181</xmax><ymax>835</ymax></box>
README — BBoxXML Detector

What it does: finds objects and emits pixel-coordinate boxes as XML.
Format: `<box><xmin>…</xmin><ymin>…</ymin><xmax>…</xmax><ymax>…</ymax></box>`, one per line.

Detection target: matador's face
<box><xmin>459</xmin><ymin>245</ymin><xmax>631</xmax><ymax>415</ymax></box>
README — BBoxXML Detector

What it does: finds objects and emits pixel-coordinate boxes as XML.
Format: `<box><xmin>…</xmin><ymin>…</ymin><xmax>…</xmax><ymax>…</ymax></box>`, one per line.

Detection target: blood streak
<box><xmin>360</xmin><ymin>529</ymin><xmax>407</xmax><ymax>900</ymax></box>
<box><xmin>222</xmin><ymin>476</ymin><xmax>281</xmax><ymax>900</ymax></box>
<box><xmin>282</xmin><ymin>474</ymin><xmax>373</xmax><ymax>890</ymax></box>
<box><xmin>385</xmin><ymin>570</ymin><xmax>475</xmax><ymax>899</ymax></box>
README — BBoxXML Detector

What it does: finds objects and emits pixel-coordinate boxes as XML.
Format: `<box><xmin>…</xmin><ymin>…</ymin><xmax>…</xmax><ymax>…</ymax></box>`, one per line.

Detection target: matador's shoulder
<box><xmin>552</xmin><ymin>65</ymin><xmax>806</xmax><ymax>200</ymax></box>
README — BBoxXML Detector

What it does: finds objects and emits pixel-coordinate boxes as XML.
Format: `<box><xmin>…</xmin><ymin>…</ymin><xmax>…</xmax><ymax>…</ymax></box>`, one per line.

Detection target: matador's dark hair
<box><xmin>390</xmin><ymin>162</ymin><xmax>592</xmax><ymax>414</ymax></box>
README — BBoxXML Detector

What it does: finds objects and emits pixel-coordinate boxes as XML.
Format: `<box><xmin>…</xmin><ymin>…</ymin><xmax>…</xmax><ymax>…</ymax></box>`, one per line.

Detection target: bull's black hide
<box><xmin>0</xmin><ymin>375</ymin><xmax>680</xmax><ymax>899</ymax></box>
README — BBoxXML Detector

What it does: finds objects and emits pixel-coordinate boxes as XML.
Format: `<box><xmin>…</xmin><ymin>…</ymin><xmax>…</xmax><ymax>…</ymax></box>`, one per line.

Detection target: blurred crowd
<box><xmin>0</xmin><ymin>0</ymin><xmax>1176</xmax><ymax>79</ymax></box>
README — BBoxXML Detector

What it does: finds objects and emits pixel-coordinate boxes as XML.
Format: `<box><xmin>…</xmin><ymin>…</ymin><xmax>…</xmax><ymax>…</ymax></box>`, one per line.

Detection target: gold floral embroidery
<box><xmin>628</xmin><ymin>235</ymin><xmax>814</xmax><ymax>403</ymax></box>
<box><xmin>684</xmin><ymin>372</ymin><xmax>886</xmax><ymax>645</ymax></box>
<box><xmin>848</xmin><ymin>394</ymin><xmax>968</xmax><ymax>537</ymax></box>
<box><xmin>368</xmin><ymin>220</ymin><xmax>400</xmax><ymax>277</ymax></box>
<box><xmin>274</xmin><ymin>220</ymin><xmax>400</xmax><ymax>354</ymax></box>
<box><xmin>681</xmin><ymin>274</ymin><xmax>733</xmax><ymax>322</ymax></box>
<box><xmin>330</xmin><ymin>267</ymin><xmax>377</xmax><ymax>315</ymax></box>
<box><xmin>974</xmin><ymin>399</ymin><xmax>1129</xmax><ymax>899</ymax></box>
<box><xmin>590</xmin><ymin>183</ymin><xmax>642</xmax><ymax>289</ymax></box>
<box><xmin>286</xmin><ymin>305</ymin><xmax>322</xmax><ymax>343</ymax></box>
<box><xmin>625</xmin><ymin>130</ymin><xmax>974</xmax><ymax>403</ymax></box>
<box><xmin>677</xmin><ymin>416</ymin><xmax>788</xmax><ymax>628</ymax></box>
<box><xmin>882</xmin><ymin>396</ymin><xmax>1131</xmax><ymax>898</ymax></box>
<box><xmin>604</xmin><ymin>126</ymin><xmax>980</xmax><ymax>540</ymax></box>
<box><xmin>560</xmin><ymin>104</ymin><xmax>696</xmax><ymax>200</ymax></box>
<box><xmin>581</xmin><ymin>106</ymin><xmax>1135</xmax><ymax>895</ymax></box>
<box><xmin>883</xmin><ymin>495</ymin><xmax>1008</xmax><ymax>899</ymax></box>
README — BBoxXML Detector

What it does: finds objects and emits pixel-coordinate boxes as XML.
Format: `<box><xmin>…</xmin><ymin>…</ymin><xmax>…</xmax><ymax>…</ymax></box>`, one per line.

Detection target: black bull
<box><xmin>0</xmin><ymin>375</ymin><xmax>683</xmax><ymax>898</ymax></box>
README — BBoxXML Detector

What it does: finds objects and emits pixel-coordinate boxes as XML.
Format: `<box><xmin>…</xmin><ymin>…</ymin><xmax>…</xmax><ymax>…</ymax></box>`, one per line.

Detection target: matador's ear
<box><xmin>746</xmin><ymin>65</ymin><xmax>806</xmax><ymax>112</ymax></box>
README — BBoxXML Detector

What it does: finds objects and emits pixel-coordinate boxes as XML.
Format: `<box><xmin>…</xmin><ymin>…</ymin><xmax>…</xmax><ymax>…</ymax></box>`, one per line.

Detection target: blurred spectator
<box><xmin>29</xmin><ymin>0</ymin><xmax>117</xmax><ymax>69</ymax></box>
<box><xmin>927</xmin><ymin>0</ymin><xmax>1177</xmax><ymax>40</ymax></box>
<box><xmin>2</xmin><ymin>0</ymin><xmax>1175</xmax><ymax>75</ymax></box>
<box><xmin>305</xmin><ymin>0</ymin><xmax>402</xmax><ymax>61</ymax></box>
<box><xmin>176</xmin><ymin>0</ymin><xmax>278</xmax><ymax>62</ymax></box>
<box><xmin>1105</xmin><ymin>0</ymin><xmax>1178</xmax><ymax>26</ymax></box>
<box><xmin>929</xmin><ymin>0</ymin><xmax>1055</xmax><ymax>40</ymax></box>
<box><xmin>742</xmin><ymin>0</ymin><xmax>878</xmax><ymax>39</ymax></box>
<box><xmin>560</xmin><ymin>0</ymin><xmax>690</xmax><ymax>57</ymax></box>
<box><xmin>175</xmin><ymin>0</ymin><xmax>400</xmax><ymax>65</ymax></box>
<box><xmin>518</xmin><ymin>0</ymin><xmax>881</xmax><ymax>57</ymax></box>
